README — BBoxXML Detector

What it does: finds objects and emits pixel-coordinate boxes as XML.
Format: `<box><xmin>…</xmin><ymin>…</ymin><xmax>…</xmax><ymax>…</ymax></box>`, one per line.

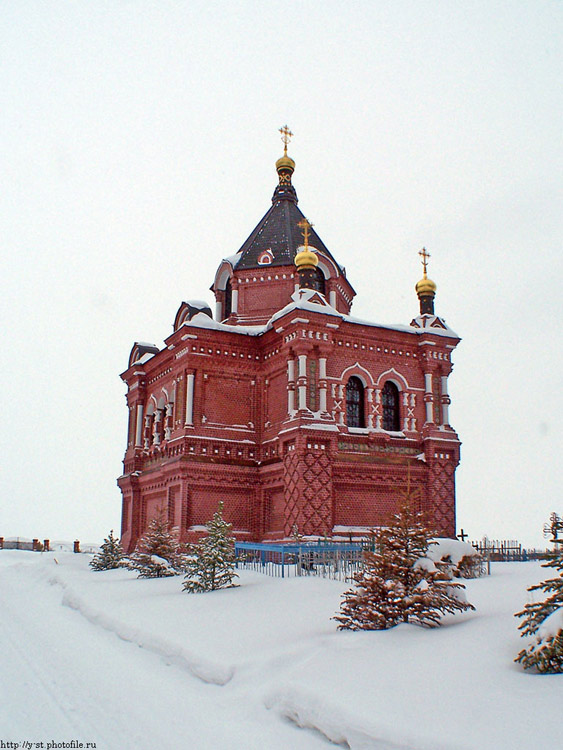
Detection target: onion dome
<box><xmin>276</xmin><ymin>153</ymin><xmax>296</xmax><ymax>174</ymax></box>
<box><xmin>415</xmin><ymin>274</ymin><xmax>437</xmax><ymax>296</ymax></box>
<box><xmin>294</xmin><ymin>244</ymin><xmax>319</xmax><ymax>270</ymax></box>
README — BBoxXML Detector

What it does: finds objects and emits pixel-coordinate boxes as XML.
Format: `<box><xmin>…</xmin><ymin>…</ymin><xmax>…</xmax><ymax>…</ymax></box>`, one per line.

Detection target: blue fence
<box><xmin>234</xmin><ymin>541</ymin><xmax>366</xmax><ymax>580</ymax></box>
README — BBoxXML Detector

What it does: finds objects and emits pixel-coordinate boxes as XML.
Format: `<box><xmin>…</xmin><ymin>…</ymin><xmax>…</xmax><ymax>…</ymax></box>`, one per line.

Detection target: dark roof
<box><xmin>234</xmin><ymin>179</ymin><xmax>340</xmax><ymax>271</ymax></box>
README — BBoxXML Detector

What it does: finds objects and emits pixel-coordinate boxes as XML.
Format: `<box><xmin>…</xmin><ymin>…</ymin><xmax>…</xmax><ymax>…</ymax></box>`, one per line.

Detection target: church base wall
<box><xmin>119</xmin><ymin>448</ymin><xmax>458</xmax><ymax>553</ymax></box>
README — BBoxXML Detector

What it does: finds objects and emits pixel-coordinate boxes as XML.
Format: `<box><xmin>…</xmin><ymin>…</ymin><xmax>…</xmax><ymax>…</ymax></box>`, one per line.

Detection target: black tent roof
<box><xmin>233</xmin><ymin>176</ymin><xmax>341</xmax><ymax>271</ymax></box>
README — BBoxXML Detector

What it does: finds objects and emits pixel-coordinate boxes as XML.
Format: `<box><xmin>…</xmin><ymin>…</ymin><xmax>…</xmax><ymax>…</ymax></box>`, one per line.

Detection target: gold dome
<box><xmin>416</xmin><ymin>275</ymin><xmax>437</xmax><ymax>295</ymax></box>
<box><xmin>276</xmin><ymin>154</ymin><xmax>295</xmax><ymax>172</ymax></box>
<box><xmin>294</xmin><ymin>245</ymin><xmax>319</xmax><ymax>269</ymax></box>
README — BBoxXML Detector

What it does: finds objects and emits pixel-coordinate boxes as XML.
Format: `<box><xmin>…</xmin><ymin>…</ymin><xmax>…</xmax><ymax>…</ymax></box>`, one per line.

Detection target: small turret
<box><xmin>416</xmin><ymin>247</ymin><xmax>437</xmax><ymax>315</ymax></box>
<box><xmin>272</xmin><ymin>124</ymin><xmax>297</xmax><ymax>203</ymax></box>
<box><xmin>294</xmin><ymin>217</ymin><xmax>320</xmax><ymax>289</ymax></box>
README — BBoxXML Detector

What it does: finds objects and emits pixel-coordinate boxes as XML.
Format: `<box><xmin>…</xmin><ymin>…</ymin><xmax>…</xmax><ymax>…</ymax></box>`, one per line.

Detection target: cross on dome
<box><xmin>419</xmin><ymin>247</ymin><xmax>431</xmax><ymax>277</ymax></box>
<box><xmin>298</xmin><ymin>217</ymin><xmax>313</xmax><ymax>247</ymax></box>
<box><xmin>279</xmin><ymin>124</ymin><xmax>293</xmax><ymax>155</ymax></box>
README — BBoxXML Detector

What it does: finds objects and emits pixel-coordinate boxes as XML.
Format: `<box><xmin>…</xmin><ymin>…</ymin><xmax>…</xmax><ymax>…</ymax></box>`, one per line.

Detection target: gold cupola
<box><xmin>276</xmin><ymin>153</ymin><xmax>296</xmax><ymax>174</ymax></box>
<box><xmin>415</xmin><ymin>274</ymin><xmax>437</xmax><ymax>296</ymax></box>
<box><xmin>416</xmin><ymin>248</ymin><xmax>437</xmax><ymax>315</ymax></box>
<box><xmin>294</xmin><ymin>218</ymin><xmax>318</xmax><ymax>269</ymax></box>
<box><xmin>295</xmin><ymin>217</ymin><xmax>321</xmax><ymax>291</ymax></box>
<box><xmin>294</xmin><ymin>246</ymin><xmax>319</xmax><ymax>269</ymax></box>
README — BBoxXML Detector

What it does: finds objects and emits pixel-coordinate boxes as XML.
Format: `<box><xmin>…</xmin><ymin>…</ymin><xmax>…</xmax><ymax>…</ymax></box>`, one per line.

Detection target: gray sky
<box><xmin>1</xmin><ymin>1</ymin><xmax>561</xmax><ymax>548</ymax></box>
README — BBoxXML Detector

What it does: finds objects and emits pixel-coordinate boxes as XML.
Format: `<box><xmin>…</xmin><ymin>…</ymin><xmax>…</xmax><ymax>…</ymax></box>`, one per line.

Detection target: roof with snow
<box><xmin>180</xmin><ymin>289</ymin><xmax>459</xmax><ymax>340</ymax></box>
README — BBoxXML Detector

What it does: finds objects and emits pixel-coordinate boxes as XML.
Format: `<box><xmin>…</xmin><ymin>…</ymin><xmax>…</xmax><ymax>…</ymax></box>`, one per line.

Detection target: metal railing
<box><xmin>235</xmin><ymin>541</ymin><xmax>366</xmax><ymax>581</ymax></box>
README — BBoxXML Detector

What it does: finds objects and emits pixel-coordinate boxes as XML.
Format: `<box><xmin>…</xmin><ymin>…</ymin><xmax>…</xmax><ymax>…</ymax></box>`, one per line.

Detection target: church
<box><xmin>117</xmin><ymin>128</ymin><xmax>462</xmax><ymax>553</ymax></box>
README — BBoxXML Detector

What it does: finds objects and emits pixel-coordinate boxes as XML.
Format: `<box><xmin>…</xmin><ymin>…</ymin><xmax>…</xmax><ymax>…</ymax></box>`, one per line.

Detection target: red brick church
<box><xmin>118</xmin><ymin>128</ymin><xmax>462</xmax><ymax>553</ymax></box>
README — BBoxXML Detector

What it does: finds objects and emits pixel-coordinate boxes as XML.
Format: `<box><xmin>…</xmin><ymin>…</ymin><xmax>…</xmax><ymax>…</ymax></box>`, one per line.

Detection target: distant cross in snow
<box><xmin>457</xmin><ymin>528</ymin><xmax>468</xmax><ymax>542</ymax></box>
<box><xmin>279</xmin><ymin>124</ymin><xmax>293</xmax><ymax>155</ymax></box>
<box><xmin>544</xmin><ymin>513</ymin><xmax>563</xmax><ymax>542</ymax></box>
<box><xmin>419</xmin><ymin>247</ymin><xmax>431</xmax><ymax>275</ymax></box>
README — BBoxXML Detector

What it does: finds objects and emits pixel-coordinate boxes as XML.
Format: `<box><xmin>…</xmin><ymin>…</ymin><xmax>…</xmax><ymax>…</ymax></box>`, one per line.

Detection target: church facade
<box><xmin>117</xmin><ymin>131</ymin><xmax>462</xmax><ymax>553</ymax></box>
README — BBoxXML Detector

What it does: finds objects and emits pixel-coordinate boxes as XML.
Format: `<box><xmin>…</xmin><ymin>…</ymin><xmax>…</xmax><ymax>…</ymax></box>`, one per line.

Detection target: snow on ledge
<box><xmin>169</xmin><ymin>287</ymin><xmax>460</xmax><ymax>343</ymax></box>
<box><xmin>302</xmin><ymin>422</ymin><xmax>340</xmax><ymax>432</ymax></box>
<box><xmin>332</xmin><ymin>525</ymin><xmax>374</xmax><ymax>534</ymax></box>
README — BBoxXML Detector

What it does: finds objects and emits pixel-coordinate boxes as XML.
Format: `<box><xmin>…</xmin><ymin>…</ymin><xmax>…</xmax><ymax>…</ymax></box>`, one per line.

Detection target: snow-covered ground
<box><xmin>0</xmin><ymin>551</ymin><xmax>561</xmax><ymax>750</ymax></box>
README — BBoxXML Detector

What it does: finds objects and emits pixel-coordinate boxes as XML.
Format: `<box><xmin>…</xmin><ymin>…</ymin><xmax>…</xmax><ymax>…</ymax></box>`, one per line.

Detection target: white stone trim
<box><xmin>185</xmin><ymin>372</ymin><xmax>195</xmax><ymax>426</ymax></box>
<box><xmin>135</xmin><ymin>404</ymin><xmax>144</xmax><ymax>447</ymax></box>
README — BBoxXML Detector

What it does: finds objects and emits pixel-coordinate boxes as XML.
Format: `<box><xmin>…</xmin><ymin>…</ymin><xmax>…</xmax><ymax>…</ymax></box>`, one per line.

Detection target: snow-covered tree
<box><xmin>334</xmin><ymin>499</ymin><xmax>475</xmax><ymax>630</ymax></box>
<box><xmin>127</xmin><ymin>513</ymin><xmax>186</xmax><ymax>578</ymax></box>
<box><xmin>515</xmin><ymin>512</ymin><xmax>563</xmax><ymax>673</ymax></box>
<box><xmin>90</xmin><ymin>530</ymin><xmax>124</xmax><ymax>571</ymax></box>
<box><xmin>183</xmin><ymin>502</ymin><xmax>238</xmax><ymax>593</ymax></box>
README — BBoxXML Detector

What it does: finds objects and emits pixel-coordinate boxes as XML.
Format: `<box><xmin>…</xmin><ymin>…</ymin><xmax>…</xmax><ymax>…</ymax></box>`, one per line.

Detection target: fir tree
<box><xmin>90</xmin><ymin>530</ymin><xmax>124</xmax><ymax>571</ymax></box>
<box><xmin>334</xmin><ymin>498</ymin><xmax>474</xmax><ymax>630</ymax></box>
<box><xmin>515</xmin><ymin>512</ymin><xmax>563</xmax><ymax>673</ymax></box>
<box><xmin>183</xmin><ymin>501</ymin><xmax>238</xmax><ymax>593</ymax></box>
<box><xmin>127</xmin><ymin>513</ymin><xmax>185</xmax><ymax>578</ymax></box>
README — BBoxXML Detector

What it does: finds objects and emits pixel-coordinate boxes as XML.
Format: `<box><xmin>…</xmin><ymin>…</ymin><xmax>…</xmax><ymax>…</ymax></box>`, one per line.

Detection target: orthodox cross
<box><xmin>544</xmin><ymin>513</ymin><xmax>563</xmax><ymax>543</ymax></box>
<box><xmin>279</xmin><ymin>124</ymin><xmax>293</xmax><ymax>155</ymax></box>
<box><xmin>393</xmin><ymin>460</ymin><xmax>422</xmax><ymax>505</ymax></box>
<box><xmin>298</xmin><ymin>217</ymin><xmax>313</xmax><ymax>247</ymax></box>
<box><xmin>419</xmin><ymin>247</ymin><xmax>431</xmax><ymax>276</ymax></box>
<box><xmin>457</xmin><ymin>528</ymin><xmax>468</xmax><ymax>542</ymax></box>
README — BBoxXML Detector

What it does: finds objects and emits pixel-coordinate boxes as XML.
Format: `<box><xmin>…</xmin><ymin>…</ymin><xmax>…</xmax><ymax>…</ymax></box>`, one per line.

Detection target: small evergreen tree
<box><xmin>90</xmin><ymin>530</ymin><xmax>124</xmax><ymax>571</ymax></box>
<box><xmin>183</xmin><ymin>502</ymin><xmax>238</xmax><ymax>593</ymax></box>
<box><xmin>334</xmin><ymin>499</ymin><xmax>474</xmax><ymax>630</ymax></box>
<box><xmin>515</xmin><ymin>512</ymin><xmax>563</xmax><ymax>673</ymax></box>
<box><xmin>127</xmin><ymin>513</ymin><xmax>185</xmax><ymax>578</ymax></box>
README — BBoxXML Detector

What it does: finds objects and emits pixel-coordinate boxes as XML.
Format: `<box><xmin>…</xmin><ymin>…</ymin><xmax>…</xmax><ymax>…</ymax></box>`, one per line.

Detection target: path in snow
<box><xmin>0</xmin><ymin>555</ymin><xmax>330</xmax><ymax>750</ymax></box>
<box><xmin>3</xmin><ymin>551</ymin><xmax>561</xmax><ymax>750</ymax></box>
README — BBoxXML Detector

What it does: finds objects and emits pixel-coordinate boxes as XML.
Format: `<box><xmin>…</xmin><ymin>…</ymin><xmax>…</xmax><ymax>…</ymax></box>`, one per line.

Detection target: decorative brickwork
<box><xmin>426</xmin><ymin>457</ymin><xmax>457</xmax><ymax>537</ymax></box>
<box><xmin>282</xmin><ymin>444</ymin><xmax>332</xmax><ymax>536</ymax></box>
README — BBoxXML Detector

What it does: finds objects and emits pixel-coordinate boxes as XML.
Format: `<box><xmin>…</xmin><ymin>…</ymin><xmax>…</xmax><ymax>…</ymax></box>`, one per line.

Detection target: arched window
<box><xmin>223</xmin><ymin>278</ymin><xmax>232</xmax><ymax>320</ymax></box>
<box><xmin>346</xmin><ymin>376</ymin><xmax>365</xmax><ymax>428</ymax></box>
<box><xmin>382</xmin><ymin>381</ymin><xmax>400</xmax><ymax>431</ymax></box>
<box><xmin>310</xmin><ymin>267</ymin><xmax>325</xmax><ymax>294</ymax></box>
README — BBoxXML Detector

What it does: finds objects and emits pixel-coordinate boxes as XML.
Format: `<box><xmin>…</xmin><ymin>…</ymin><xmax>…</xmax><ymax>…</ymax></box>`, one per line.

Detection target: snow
<box><xmin>223</xmin><ymin>253</ymin><xmax>242</xmax><ymax>267</ymax></box>
<box><xmin>185</xmin><ymin>299</ymin><xmax>211</xmax><ymax>309</ymax></box>
<box><xmin>134</xmin><ymin>352</ymin><xmax>155</xmax><ymax>364</ymax></box>
<box><xmin>1</xmin><ymin>551</ymin><xmax>561</xmax><ymax>749</ymax></box>
<box><xmin>409</xmin><ymin>314</ymin><xmax>460</xmax><ymax>338</ymax></box>
<box><xmin>302</xmin><ymin>422</ymin><xmax>341</xmax><ymax>431</ymax></box>
<box><xmin>169</xmin><ymin>287</ymin><xmax>459</xmax><ymax>345</ymax></box>
<box><xmin>184</xmin><ymin>312</ymin><xmax>266</xmax><ymax>336</ymax></box>
<box><xmin>333</xmin><ymin>526</ymin><xmax>374</xmax><ymax>534</ymax></box>
<box><xmin>264</xmin><ymin>289</ymin><xmax>459</xmax><ymax>340</ymax></box>
<box><xmin>538</xmin><ymin>607</ymin><xmax>563</xmax><ymax>639</ymax></box>
<box><xmin>131</xmin><ymin>341</ymin><xmax>160</xmax><ymax>354</ymax></box>
<box><xmin>413</xmin><ymin>556</ymin><xmax>438</xmax><ymax>573</ymax></box>
<box><xmin>267</xmin><ymin>288</ymin><xmax>343</xmax><ymax>327</ymax></box>
<box><xmin>427</xmin><ymin>537</ymin><xmax>480</xmax><ymax>565</ymax></box>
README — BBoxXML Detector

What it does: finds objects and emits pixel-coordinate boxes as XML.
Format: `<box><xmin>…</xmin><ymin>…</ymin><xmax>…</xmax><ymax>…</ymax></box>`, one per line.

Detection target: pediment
<box><xmin>306</xmin><ymin>291</ymin><xmax>329</xmax><ymax>306</ymax></box>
